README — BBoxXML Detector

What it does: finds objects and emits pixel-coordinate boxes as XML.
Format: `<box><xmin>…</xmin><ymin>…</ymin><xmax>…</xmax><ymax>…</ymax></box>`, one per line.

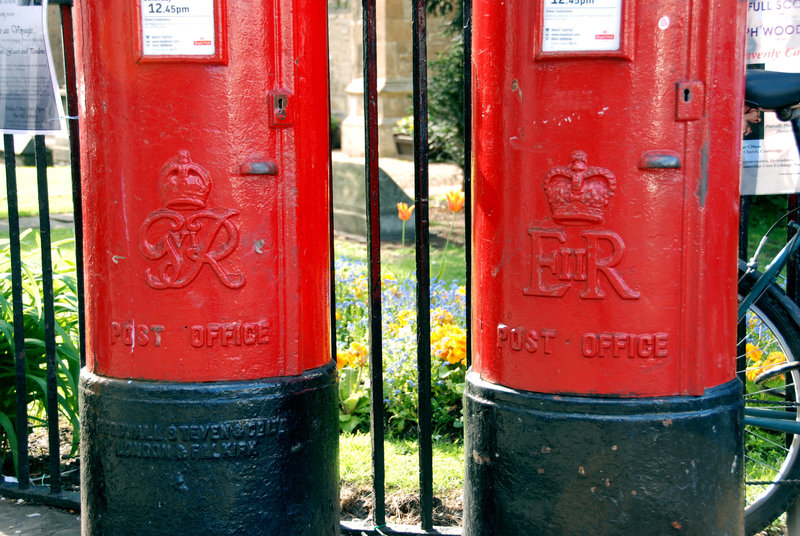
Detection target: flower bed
<box><xmin>335</xmin><ymin>256</ymin><xmax>467</xmax><ymax>439</ymax></box>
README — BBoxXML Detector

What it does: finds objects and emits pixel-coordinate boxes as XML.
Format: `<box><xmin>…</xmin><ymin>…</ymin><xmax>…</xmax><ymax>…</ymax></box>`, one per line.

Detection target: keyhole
<box><xmin>683</xmin><ymin>88</ymin><xmax>691</xmax><ymax>102</ymax></box>
<box><xmin>275</xmin><ymin>96</ymin><xmax>287</xmax><ymax>121</ymax></box>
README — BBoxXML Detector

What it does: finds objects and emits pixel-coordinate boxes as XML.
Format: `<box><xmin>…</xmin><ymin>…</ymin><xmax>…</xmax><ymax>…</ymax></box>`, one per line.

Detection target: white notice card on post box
<box><xmin>543</xmin><ymin>0</ymin><xmax>623</xmax><ymax>53</ymax></box>
<box><xmin>141</xmin><ymin>0</ymin><xmax>215</xmax><ymax>57</ymax></box>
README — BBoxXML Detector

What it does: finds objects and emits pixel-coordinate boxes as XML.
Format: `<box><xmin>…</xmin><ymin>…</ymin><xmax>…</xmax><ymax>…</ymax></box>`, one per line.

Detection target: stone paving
<box><xmin>0</xmin><ymin>498</ymin><xmax>79</xmax><ymax>536</ymax></box>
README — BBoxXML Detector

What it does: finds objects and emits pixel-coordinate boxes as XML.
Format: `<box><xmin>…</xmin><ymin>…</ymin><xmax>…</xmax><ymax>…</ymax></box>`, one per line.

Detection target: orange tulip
<box><xmin>397</xmin><ymin>202</ymin><xmax>414</xmax><ymax>221</ymax></box>
<box><xmin>445</xmin><ymin>189</ymin><xmax>465</xmax><ymax>213</ymax></box>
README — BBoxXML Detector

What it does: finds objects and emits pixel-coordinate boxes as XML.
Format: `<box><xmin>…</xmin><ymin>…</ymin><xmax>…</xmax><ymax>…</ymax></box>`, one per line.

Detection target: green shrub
<box><xmin>427</xmin><ymin>36</ymin><xmax>465</xmax><ymax>167</ymax></box>
<box><xmin>0</xmin><ymin>232</ymin><xmax>80</xmax><ymax>474</ymax></box>
<box><xmin>426</xmin><ymin>0</ymin><xmax>466</xmax><ymax>168</ymax></box>
<box><xmin>395</xmin><ymin>37</ymin><xmax>466</xmax><ymax>168</ymax></box>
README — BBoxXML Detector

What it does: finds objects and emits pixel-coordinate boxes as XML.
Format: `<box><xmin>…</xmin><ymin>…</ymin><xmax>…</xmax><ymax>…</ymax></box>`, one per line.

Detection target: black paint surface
<box><xmin>80</xmin><ymin>362</ymin><xmax>339</xmax><ymax>535</ymax></box>
<box><xmin>463</xmin><ymin>372</ymin><xmax>743</xmax><ymax>535</ymax></box>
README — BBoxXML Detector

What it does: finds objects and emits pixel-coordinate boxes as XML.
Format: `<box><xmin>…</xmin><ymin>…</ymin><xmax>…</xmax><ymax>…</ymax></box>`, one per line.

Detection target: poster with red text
<box><xmin>742</xmin><ymin>0</ymin><xmax>800</xmax><ymax>195</ymax></box>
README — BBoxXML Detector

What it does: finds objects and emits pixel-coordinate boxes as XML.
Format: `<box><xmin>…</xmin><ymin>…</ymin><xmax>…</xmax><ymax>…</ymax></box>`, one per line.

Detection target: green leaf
<box><xmin>0</xmin><ymin>412</ymin><xmax>19</xmax><ymax>475</ymax></box>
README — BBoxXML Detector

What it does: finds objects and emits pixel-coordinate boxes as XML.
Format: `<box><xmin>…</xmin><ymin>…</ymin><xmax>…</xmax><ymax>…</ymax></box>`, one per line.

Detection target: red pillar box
<box><xmin>75</xmin><ymin>2</ymin><xmax>337</xmax><ymax>534</ymax></box>
<box><xmin>465</xmin><ymin>0</ymin><xmax>746</xmax><ymax>534</ymax></box>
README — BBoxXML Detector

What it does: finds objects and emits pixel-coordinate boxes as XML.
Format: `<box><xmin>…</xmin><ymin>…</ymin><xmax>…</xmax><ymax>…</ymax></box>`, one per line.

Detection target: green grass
<box><xmin>339</xmin><ymin>432</ymin><xmax>464</xmax><ymax>494</ymax></box>
<box><xmin>0</xmin><ymin>165</ymin><xmax>75</xmax><ymax>218</ymax></box>
<box><xmin>9</xmin><ymin>228</ymin><xmax>76</xmax><ymax>253</ymax></box>
<box><xmin>745</xmin><ymin>195</ymin><xmax>794</xmax><ymax>273</ymax></box>
<box><xmin>334</xmin><ymin>238</ymin><xmax>467</xmax><ymax>285</ymax></box>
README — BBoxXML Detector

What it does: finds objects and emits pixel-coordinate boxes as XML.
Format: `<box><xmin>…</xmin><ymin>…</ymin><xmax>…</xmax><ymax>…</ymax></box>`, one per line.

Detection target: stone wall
<box><xmin>328</xmin><ymin>2</ymin><xmax>358</xmax><ymax>122</ymax></box>
<box><xmin>328</xmin><ymin>0</ymin><xmax>452</xmax><ymax>157</ymax></box>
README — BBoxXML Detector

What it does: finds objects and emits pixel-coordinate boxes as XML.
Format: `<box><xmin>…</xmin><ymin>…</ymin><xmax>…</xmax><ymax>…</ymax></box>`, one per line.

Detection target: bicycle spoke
<box><xmin>745</xmin><ymin>386</ymin><xmax>792</xmax><ymax>398</ymax></box>
<box><xmin>745</xmin><ymin>453</ymin><xmax>782</xmax><ymax>475</ymax></box>
<box><xmin>746</xmin><ymin>430</ymin><xmax>791</xmax><ymax>453</ymax></box>
<box><xmin>737</xmin><ymin>265</ymin><xmax>800</xmax><ymax>533</ymax></box>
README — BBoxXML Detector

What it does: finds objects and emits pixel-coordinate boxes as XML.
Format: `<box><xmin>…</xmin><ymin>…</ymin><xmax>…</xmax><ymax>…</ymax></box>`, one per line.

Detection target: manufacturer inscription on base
<box><xmin>102</xmin><ymin>418</ymin><xmax>285</xmax><ymax>460</ymax></box>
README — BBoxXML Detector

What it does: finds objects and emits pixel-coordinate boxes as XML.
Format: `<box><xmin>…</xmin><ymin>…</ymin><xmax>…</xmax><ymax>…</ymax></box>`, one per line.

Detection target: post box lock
<box><xmin>676</xmin><ymin>81</ymin><xmax>705</xmax><ymax>121</ymax></box>
<box><xmin>270</xmin><ymin>91</ymin><xmax>293</xmax><ymax>127</ymax></box>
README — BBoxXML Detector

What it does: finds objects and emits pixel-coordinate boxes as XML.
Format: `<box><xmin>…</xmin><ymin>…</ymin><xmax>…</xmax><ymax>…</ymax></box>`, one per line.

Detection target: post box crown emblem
<box><xmin>544</xmin><ymin>151</ymin><xmax>616</xmax><ymax>225</ymax></box>
<box><xmin>159</xmin><ymin>150</ymin><xmax>212</xmax><ymax>210</ymax></box>
<box><xmin>140</xmin><ymin>151</ymin><xmax>244</xmax><ymax>290</ymax></box>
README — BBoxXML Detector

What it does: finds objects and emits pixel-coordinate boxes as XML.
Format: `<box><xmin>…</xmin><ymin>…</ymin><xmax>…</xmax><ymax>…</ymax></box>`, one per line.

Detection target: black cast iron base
<box><xmin>80</xmin><ymin>362</ymin><xmax>339</xmax><ymax>535</ymax></box>
<box><xmin>463</xmin><ymin>372</ymin><xmax>743</xmax><ymax>536</ymax></box>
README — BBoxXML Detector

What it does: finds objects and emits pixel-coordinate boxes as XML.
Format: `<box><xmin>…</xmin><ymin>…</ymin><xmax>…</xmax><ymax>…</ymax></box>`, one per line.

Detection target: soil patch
<box><xmin>15</xmin><ymin>422</ymin><xmax>80</xmax><ymax>492</ymax></box>
<box><xmin>340</xmin><ymin>484</ymin><xmax>463</xmax><ymax>527</ymax></box>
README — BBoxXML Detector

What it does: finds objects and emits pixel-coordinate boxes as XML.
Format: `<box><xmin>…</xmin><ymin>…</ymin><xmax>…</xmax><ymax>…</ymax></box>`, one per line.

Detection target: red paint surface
<box><xmin>471</xmin><ymin>0</ymin><xmax>746</xmax><ymax>396</ymax></box>
<box><xmin>75</xmin><ymin>1</ymin><xmax>331</xmax><ymax>382</ymax></box>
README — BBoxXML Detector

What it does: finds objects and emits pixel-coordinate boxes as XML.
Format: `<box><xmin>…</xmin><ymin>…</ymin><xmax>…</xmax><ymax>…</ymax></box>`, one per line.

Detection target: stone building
<box><xmin>328</xmin><ymin>0</ymin><xmax>451</xmax><ymax>157</ymax></box>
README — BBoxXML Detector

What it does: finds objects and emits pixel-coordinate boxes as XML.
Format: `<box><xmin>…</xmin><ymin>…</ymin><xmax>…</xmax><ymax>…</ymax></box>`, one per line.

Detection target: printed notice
<box><xmin>0</xmin><ymin>0</ymin><xmax>65</xmax><ymax>134</ymax></box>
<box><xmin>141</xmin><ymin>0</ymin><xmax>215</xmax><ymax>57</ymax></box>
<box><xmin>741</xmin><ymin>2</ymin><xmax>800</xmax><ymax>194</ymax></box>
<box><xmin>543</xmin><ymin>0</ymin><xmax>623</xmax><ymax>53</ymax></box>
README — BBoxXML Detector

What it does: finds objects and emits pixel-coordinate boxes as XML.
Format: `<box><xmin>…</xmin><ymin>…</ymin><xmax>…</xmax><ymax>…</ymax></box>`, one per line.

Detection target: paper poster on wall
<box><xmin>741</xmin><ymin>1</ymin><xmax>800</xmax><ymax>195</ymax></box>
<box><xmin>0</xmin><ymin>0</ymin><xmax>65</xmax><ymax>134</ymax></box>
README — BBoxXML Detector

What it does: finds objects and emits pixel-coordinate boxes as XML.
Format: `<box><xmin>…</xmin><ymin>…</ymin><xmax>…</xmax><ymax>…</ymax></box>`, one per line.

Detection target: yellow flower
<box><xmin>337</xmin><ymin>341</ymin><xmax>369</xmax><ymax>370</ymax></box>
<box><xmin>746</xmin><ymin>343</ymin><xmax>763</xmax><ymax>363</ymax></box>
<box><xmin>397</xmin><ymin>202</ymin><xmax>414</xmax><ymax>222</ymax></box>
<box><xmin>349</xmin><ymin>341</ymin><xmax>369</xmax><ymax>367</ymax></box>
<box><xmin>431</xmin><ymin>324</ymin><xmax>467</xmax><ymax>365</ymax></box>
<box><xmin>386</xmin><ymin>310</ymin><xmax>416</xmax><ymax>337</ymax></box>
<box><xmin>445</xmin><ymin>189</ymin><xmax>465</xmax><ymax>213</ymax></box>
<box><xmin>746</xmin><ymin>349</ymin><xmax>786</xmax><ymax>382</ymax></box>
<box><xmin>336</xmin><ymin>351</ymin><xmax>353</xmax><ymax>370</ymax></box>
<box><xmin>432</xmin><ymin>308</ymin><xmax>454</xmax><ymax>326</ymax></box>
<box><xmin>352</xmin><ymin>274</ymin><xmax>369</xmax><ymax>301</ymax></box>
<box><xmin>766</xmin><ymin>351</ymin><xmax>786</xmax><ymax>365</ymax></box>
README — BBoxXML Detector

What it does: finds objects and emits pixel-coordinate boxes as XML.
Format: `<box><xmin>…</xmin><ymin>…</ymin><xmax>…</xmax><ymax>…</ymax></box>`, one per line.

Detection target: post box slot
<box><xmin>638</xmin><ymin>150</ymin><xmax>682</xmax><ymax>170</ymax></box>
<box><xmin>240</xmin><ymin>160</ymin><xmax>279</xmax><ymax>176</ymax></box>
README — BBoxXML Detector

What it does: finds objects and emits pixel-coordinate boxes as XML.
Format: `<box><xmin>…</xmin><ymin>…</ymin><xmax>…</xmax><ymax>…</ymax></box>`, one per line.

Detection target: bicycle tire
<box><xmin>739</xmin><ymin>260</ymin><xmax>800</xmax><ymax>535</ymax></box>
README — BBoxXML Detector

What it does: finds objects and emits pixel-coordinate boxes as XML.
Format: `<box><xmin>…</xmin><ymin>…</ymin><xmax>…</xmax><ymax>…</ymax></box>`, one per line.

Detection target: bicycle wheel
<box><xmin>739</xmin><ymin>261</ymin><xmax>800</xmax><ymax>535</ymax></box>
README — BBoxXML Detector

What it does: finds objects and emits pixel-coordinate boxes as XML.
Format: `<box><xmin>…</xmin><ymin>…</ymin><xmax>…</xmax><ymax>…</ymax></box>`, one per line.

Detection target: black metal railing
<box><xmin>0</xmin><ymin>0</ymin><xmax>81</xmax><ymax>511</ymax></box>
<box><xmin>411</xmin><ymin>0</ymin><xmax>434</xmax><ymax>529</ymax></box>
<box><xmin>340</xmin><ymin>1</ymin><xmax>470</xmax><ymax>535</ymax></box>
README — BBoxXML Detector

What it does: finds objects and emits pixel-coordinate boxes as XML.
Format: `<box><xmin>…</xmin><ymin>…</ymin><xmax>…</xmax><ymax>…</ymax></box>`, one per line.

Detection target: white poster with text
<box><xmin>742</xmin><ymin>0</ymin><xmax>800</xmax><ymax>194</ymax></box>
<box><xmin>0</xmin><ymin>0</ymin><xmax>65</xmax><ymax>134</ymax></box>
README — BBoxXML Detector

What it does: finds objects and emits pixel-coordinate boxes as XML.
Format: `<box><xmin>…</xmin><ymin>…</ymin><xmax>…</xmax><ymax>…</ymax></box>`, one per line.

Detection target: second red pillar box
<box><xmin>465</xmin><ymin>0</ymin><xmax>746</xmax><ymax>533</ymax></box>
